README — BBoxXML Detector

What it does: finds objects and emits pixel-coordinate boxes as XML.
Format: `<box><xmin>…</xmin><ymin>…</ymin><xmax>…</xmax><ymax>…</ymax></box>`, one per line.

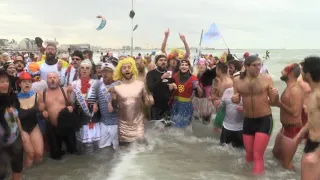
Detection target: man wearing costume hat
<box><xmin>97</xmin><ymin>62</ymin><xmax>120</xmax><ymax>149</ymax></box>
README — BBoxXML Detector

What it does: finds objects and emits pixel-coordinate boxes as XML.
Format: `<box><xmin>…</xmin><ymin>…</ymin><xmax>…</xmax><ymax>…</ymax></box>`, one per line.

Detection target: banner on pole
<box><xmin>203</xmin><ymin>23</ymin><xmax>221</xmax><ymax>42</ymax></box>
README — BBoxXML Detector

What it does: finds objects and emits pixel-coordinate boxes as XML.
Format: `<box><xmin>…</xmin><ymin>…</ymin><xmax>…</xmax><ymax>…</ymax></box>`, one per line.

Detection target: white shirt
<box><xmin>31</xmin><ymin>80</ymin><xmax>48</xmax><ymax>93</ymax></box>
<box><xmin>40</xmin><ymin>62</ymin><xmax>66</xmax><ymax>83</ymax></box>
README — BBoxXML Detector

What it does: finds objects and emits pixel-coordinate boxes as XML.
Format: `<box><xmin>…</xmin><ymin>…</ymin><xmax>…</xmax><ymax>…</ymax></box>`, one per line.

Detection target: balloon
<box><xmin>96</xmin><ymin>15</ymin><xmax>106</xmax><ymax>31</ymax></box>
<box><xmin>133</xmin><ymin>24</ymin><xmax>138</xmax><ymax>31</ymax></box>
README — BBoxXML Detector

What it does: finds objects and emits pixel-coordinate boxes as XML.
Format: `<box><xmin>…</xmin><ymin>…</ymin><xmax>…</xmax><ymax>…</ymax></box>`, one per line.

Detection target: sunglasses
<box><xmin>72</xmin><ymin>58</ymin><xmax>81</xmax><ymax>61</ymax></box>
<box><xmin>80</xmin><ymin>66</ymin><xmax>90</xmax><ymax>70</ymax></box>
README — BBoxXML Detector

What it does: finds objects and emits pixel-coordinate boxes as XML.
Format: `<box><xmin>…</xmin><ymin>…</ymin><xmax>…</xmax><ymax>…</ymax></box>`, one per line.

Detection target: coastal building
<box><xmin>60</xmin><ymin>44</ymin><xmax>91</xmax><ymax>52</ymax></box>
<box><xmin>0</xmin><ymin>39</ymin><xmax>19</xmax><ymax>51</ymax></box>
<box><xmin>18</xmin><ymin>38</ymin><xmax>38</xmax><ymax>50</ymax></box>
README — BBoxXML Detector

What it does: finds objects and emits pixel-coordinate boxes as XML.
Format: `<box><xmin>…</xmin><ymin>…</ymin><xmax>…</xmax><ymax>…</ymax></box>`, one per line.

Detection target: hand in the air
<box><xmin>165</xmin><ymin>28</ymin><xmax>170</xmax><ymax>37</ymax></box>
<box><xmin>179</xmin><ymin>33</ymin><xmax>186</xmax><ymax>41</ymax></box>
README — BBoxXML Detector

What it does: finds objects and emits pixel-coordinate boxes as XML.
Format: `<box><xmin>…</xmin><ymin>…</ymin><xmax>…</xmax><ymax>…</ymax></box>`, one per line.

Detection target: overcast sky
<box><xmin>1</xmin><ymin>0</ymin><xmax>319</xmax><ymax>49</ymax></box>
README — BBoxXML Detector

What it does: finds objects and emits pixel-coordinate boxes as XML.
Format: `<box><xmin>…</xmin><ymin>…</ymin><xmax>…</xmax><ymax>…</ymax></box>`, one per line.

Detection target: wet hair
<box><xmin>216</xmin><ymin>63</ymin><xmax>228</xmax><ymax>74</ymax></box>
<box><xmin>291</xmin><ymin>63</ymin><xmax>301</xmax><ymax>78</ymax></box>
<box><xmin>227</xmin><ymin>60</ymin><xmax>242</xmax><ymax>72</ymax></box>
<box><xmin>240</xmin><ymin>56</ymin><xmax>261</xmax><ymax>79</ymax></box>
<box><xmin>244</xmin><ymin>55</ymin><xmax>260</xmax><ymax>66</ymax></box>
<box><xmin>301</xmin><ymin>56</ymin><xmax>320</xmax><ymax>82</ymax></box>
<box><xmin>83</xmin><ymin>50</ymin><xmax>93</xmax><ymax>59</ymax></box>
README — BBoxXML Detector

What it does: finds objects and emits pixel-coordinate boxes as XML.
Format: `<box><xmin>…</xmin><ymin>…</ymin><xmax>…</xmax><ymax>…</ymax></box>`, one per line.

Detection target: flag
<box><xmin>203</xmin><ymin>23</ymin><xmax>221</xmax><ymax>42</ymax></box>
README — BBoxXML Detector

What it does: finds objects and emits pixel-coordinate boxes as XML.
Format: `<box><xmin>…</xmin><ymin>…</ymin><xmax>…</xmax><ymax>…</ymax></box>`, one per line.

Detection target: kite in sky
<box><xmin>96</xmin><ymin>15</ymin><xmax>106</xmax><ymax>31</ymax></box>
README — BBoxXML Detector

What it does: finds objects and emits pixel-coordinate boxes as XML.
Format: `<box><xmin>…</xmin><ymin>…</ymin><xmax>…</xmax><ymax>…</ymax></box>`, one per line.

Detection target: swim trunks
<box><xmin>282</xmin><ymin>125</ymin><xmax>302</xmax><ymax>139</ymax></box>
<box><xmin>243</xmin><ymin>115</ymin><xmax>273</xmax><ymax>135</ymax></box>
<box><xmin>304</xmin><ymin>138</ymin><xmax>320</xmax><ymax>153</ymax></box>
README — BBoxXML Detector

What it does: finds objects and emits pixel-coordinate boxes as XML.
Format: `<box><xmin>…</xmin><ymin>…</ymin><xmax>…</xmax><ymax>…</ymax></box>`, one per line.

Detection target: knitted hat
<box><xmin>80</xmin><ymin>59</ymin><xmax>92</xmax><ymax>67</ymax></box>
<box><xmin>71</xmin><ymin>50</ymin><xmax>84</xmax><ymax>60</ymax></box>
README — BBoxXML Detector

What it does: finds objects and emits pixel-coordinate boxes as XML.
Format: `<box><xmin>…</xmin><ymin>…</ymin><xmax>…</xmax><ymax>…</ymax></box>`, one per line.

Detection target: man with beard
<box><xmin>65</xmin><ymin>50</ymin><xmax>83</xmax><ymax>86</ymax></box>
<box><xmin>232</xmin><ymin>56</ymin><xmax>279</xmax><ymax>175</ymax></box>
<box><xmin>39</xmin><ymin>43</ymin><xmax>66</xmax><ymax>81</ymax></box>
<box><xmin>136</xmin><ymin>57</ymin><xmax>146</xmax><ymax>83</ymax></box>
<box><xmin>272</xmin><ymin>63</ymin><xmax>304</xmax><ymax>170</ymax></box>
<box><xmin>227</xmin><ymin>60</ymin><xmax>242</xmax><ymax>78</ymax></box>
<box><xmin>146</xmin><ymin>53</ymin><xmax>173</xmax><ymax>121</ymax></box>
<box><xmin>111</xmin><ymin>57</ymin><xmax>154</xmax><ymax>147</ymax></box>
<box><xmin>39</xmin><ymin>72</ymin><xmax>76</xmax><ymax>160</ymax></box>
<box><xmin>14</xmin><ymin>55</ymin><xmax>26</xmax><ymax>77</ymax></box>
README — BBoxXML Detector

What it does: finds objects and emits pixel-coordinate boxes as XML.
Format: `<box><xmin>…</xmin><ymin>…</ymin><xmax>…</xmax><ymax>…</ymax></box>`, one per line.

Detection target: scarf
<box><xmin>80</xmin><ymin>77</ymin><xmax>91</xmax><ymax>94</ymax></box>
<box><xmin>17</xmin><ymin>91</ymin><xmax>35</xmax><ymax>99</ymax></box>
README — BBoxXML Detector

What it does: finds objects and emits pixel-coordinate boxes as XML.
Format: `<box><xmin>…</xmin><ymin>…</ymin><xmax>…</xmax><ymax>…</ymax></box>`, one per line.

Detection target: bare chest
<box><xmin>238</xmin><ymin>79</ymin><xmax>266</xmax><ymax>96</ymax></box>
<box><xmin>45</xmin><ymin>92</ymin><xmax>66</xmax><ymax>107</ymax></box>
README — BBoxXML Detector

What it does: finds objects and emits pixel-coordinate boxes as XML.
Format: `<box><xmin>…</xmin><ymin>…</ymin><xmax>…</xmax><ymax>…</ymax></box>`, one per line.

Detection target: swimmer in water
<box><xmin>232</xmin><ymin>56</ymin><xmax>279</xmax><ymax>175</ymax></box>
<box><xmin>272</xmin><ymin>63</ymin><xmax>304</xmax><ymax>170</ymax></box>
<box><xmin>294</xmin><ymin>56</ymin><xmax>320</xmax><ymax>180</ymax></box>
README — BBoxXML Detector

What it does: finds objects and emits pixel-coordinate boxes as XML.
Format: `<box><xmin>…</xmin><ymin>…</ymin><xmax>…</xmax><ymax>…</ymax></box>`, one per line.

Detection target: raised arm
<box><xmin>180</xmin><ymin>34</ymin><xmax>190</xmax><ymax>59</ymax></box>
<box><xmin>161</xmin><ymin>28</ymin><xmax>170</xmax><ymax>54</ymax></box>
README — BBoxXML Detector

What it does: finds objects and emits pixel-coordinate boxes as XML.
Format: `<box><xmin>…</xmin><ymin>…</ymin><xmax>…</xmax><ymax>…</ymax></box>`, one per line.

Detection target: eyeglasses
<box><xmin>80</xmin><ymin>66</ymin><xmax>90</xmax><ymax>70</ymax></box>
<box><xmin>72</xmin><ymin>58</ymin><xmax>81</xmax><ymax>61</ymax></box>
<box><xmin>250</xmin><ymin>63</ymin><xmax>261</xmax><ymax>68</ymax></box>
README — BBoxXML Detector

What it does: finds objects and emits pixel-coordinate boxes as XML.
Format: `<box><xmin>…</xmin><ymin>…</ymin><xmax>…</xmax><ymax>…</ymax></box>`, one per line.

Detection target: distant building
<box><xmin>69</xmin><ymin>44</ymin><xmax>91</xmax><ymax>51</ymax></box>
<box><xmin>18</xmin><ymin>38</ymin><xmax>38</xmax><ymax>50</ymax></box>
<box><xmin>134</xmin><ymin>46</ymin><xmax>142</xmax><ymax>50</ymax></box>
<box><xmin>0</xmin><ymin>39</ymin><xmax>19</xmax><ymax>51</ymax></box>
<box><xmin>122</xmin><ymin>46</ymin><xmax>131</xmax><ymax>50</ymax></box>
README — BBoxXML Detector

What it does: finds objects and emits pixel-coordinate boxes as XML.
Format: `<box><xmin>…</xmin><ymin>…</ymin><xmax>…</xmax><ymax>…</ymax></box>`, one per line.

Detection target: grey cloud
<box><xmin>2</xmin><ymin>0</ymin><xmax>320</xmax><ymax>49</ymax></box>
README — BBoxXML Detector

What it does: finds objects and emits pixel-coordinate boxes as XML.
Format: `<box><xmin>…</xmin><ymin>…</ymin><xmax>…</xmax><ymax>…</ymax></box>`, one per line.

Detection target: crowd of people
<box><xmin>0</xmin><ymin>30</ymin><xmax>319</xmax><ymax>180</ymax></box>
